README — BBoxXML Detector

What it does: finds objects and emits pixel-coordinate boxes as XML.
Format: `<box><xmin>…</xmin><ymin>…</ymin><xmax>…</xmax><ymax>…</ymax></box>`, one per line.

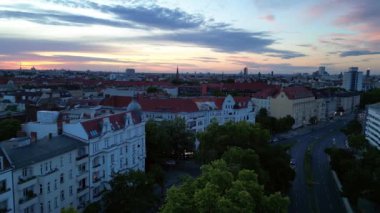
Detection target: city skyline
<box><xmin>0</xmin><ymin>0</ymin><xmax>379</xmax><ymax>73</ymax></box>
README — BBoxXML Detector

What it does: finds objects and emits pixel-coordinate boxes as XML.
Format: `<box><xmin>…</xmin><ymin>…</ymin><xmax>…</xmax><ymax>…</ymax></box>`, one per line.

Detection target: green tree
<box><xmin>103</xmin><ymin>171</ymin><xmax>157</xmax><ymax>213</ymax></box>
<box><xmin>198</xmin><ymin>123</ymin><xmax>294</xmax><ymax>194</ymax></box>
<box><xmin>0</xmin><ymin>119</ymin><xmax>21</xmax><ymax>141</ymax></box>
<box><xmin>146</xmin><ymin>118</ymin><xmax>194</xmax><ymax>166</ymax></box>
<box><xmin>146</xmin><ymin>86</ymin><xmax>159</xmax><ymax>93</ymax></box>
<box><xmin>348</xmin><ymin>134</ymin><xmax>367</xmax><ymax>151</ymax></box>
<box><xmin>341</xmin><ymin>119</ymin><xmax>362</xmax><ymax>135</ymax></box>
<box><xmin>61</xmin><ymin>207</ymin><xmax>78</xmax><ymax>213</ymax></box>
<box><xmin>160</xmin><ymin>159</ymin><xmax>289</xmax><ymax>213</ymax></box>
<box><xmin>360</xmin><ymin>88</ymin><xmax>380</xmax><ymax>109</ymax></box>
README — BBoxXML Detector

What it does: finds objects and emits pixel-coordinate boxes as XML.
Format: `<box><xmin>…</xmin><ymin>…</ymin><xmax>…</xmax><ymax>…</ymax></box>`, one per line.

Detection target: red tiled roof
<box><xmin>252</xmin><ymin>87</ymin><xmax>280</xmax><ymax>99</ymax></box>
<box><xmin>100</xmin><ymin>96</ymin><xmax>132</xmax><ymax>108</ymax></box>
<box><xmin>138</xmin><ymin>98</ymin><xmax>199</xmax><ymax>113</ymax></box>
<box><xmin>81</xmin><ymin>112</ymin><xmax>142</xmax><ymax>139</ymax></box>
<box><xmin>282</xmin><ymin>86</ymin><xmax>314</xmax><ymax>100</ymax></box>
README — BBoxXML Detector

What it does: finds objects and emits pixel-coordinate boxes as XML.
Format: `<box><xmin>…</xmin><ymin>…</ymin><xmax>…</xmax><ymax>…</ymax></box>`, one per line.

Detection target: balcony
<box><xmin>77</xmin><ymin>186</ymin><xmax>89</xmax><ymax>197</ymax></box>
<box><xmin>76</xmin><ymin>154</ymin><xmax>88</xmax><ymax>161</ymax></box>
<box><xmin>0</xmin><ymin>208</ymin><xmax>11</xmax><ymax>213</ymax></box>
<box><xmin>76</xmin><ymin>170</ymin><xmax>88</xmax><ymax>180</ymax></box>
<box><xmin>92</xmin><ymin>163</ymin><xmax>101</xmax><ymax>169</ymax></box>
<box><xmin>0</xmin><ymin>188</ymin><xmax>10</xmax><ymax>195</ymax></box>
<box><xmin>18</xmin><ymin>176</ymin><xmax>36</xmax><ymax>184</ymax></box>
<box><xmin>19</xmin><ymin>192</ymin><xmax>38</xmax><ymax>210</ymax></box>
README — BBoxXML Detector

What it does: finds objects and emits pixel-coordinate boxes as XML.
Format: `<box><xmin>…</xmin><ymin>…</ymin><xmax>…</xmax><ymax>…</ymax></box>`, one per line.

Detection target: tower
<box><xmin>176</xmin><ymin>65</ymin><xmax>179</xmax><ymax>80</ymax></box>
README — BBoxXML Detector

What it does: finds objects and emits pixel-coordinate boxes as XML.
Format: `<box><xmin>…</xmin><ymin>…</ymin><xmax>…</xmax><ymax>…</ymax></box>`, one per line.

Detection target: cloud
<box><xmin>148</xmin><ymin>27</ymin><xmax>305</xmax><ymax>59</ymax></box>
<box><xmin>340</xmin><ymin>50</ymin><xmax>380</xmax><ymax>57</ymax></box>
<box><xmin>229</xmin><ymin>58</ymin><xmax>315</xmax><ymax>73</ymax></box>
<box><xmin>0</xmin><ymin>10</ymin><xmax>136</xmax><ymax>28</ymax></box>
<box><xmin>46</xmin><ymin>0</ymin><xmax>204</xmax><ymax>30</ymax></box>
<box><xmin>191</xmin><ymin>57</ymin><xmax>219</xmax><ymax>63</ymax></box>
<box><xmin>101</xmin><ymin>5</ymin><xmax>204</xmax><ymax>30</ymax></box>
<box><xmin>0</xmin><ymin>38</ymin><xmax>105</xmax><ymax>54</ymax></box>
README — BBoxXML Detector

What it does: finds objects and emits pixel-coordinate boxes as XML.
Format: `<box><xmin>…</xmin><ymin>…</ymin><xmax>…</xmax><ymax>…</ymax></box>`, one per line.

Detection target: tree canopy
<box><xmin>360</xmin><ymin>88</ymin><xmax>380</xmax><ymax>109</ymax></box>
<box><xmin>0</xmin><ymin>118</ymin><xmax>21</xmax><ymax>141</ymax></box>
<box><xmin>198</xmin><ymin>122</ymin><xmax>294</xmax><ymax>193</ymax></box>
<box><xmin>103</xmin><ymin>170</ymin><xmax>157</xmax><ymax>213</ymax></box>
<box><xmin>255</xmin><ymin>108</ymin><xmax>295</xmax><ymax>133</ymax></box>
<box><xmin>146</xmin><ymin>118</ymin><xmax>195</xmax><ymax>165</ymax></box>
<box><xmin>160</xmin><ymin>159</ymin><xmax>289</xmax><ymax>213</ymax></box>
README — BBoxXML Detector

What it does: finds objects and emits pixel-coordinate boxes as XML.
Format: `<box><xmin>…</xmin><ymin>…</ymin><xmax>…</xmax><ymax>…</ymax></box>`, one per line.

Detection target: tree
<box><xmin>103</xmin><ymin>171</ymin><xmax>157</xmax><ymax>213</ymax></box>
<box><xmin>145</xmin><ymin>118</ymin><xmax>195</xmax><ymax>166</ymax></box>
<box><xmin>309</xmin><ymin>116</ymin><xmax>318</xmax><ymax>125</ymax></box>
<box><xmin>360</xmin><ymin>88</ymin><xmax>380</xmax><ymax>109</ymax></box>
<box><xmin>0</xmin><ymin>119</ymin><xmax>21</xmax><ymax>141</ymax></box>
<box><xmin>61</xmin><ymin>207</ymin><xmax>78</xmax><ymax>213</ymax></box>
<box><xmin>341</xmin><ymin>119</ymin><xmax>362</xmax><ymax>135</ymax></box>
<box><xmin>198</xmin><ymin>122</ymin><xmax>294</xmax><ymax>194</ymax></box>
<box><xmin>146</xmin><ymin>86</ymin><xmax>159</xmax><ymax>93</ymax></box>
<box><xmin>348</xmin><ymin>134</ymin><xmax>367</xmax><ymax>151</ymax></box>
<box><xmin>160</xmin><ymin>159</ymin><xmax>289</xmax><ymax>213</ymax></box>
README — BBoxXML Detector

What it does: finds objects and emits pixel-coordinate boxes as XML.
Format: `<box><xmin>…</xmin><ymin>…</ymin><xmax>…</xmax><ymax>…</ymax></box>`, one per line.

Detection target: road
<box><xmin>279</xmin><ymin>115</ymin><xmax>353</xmax><ymax>213</ymax></box>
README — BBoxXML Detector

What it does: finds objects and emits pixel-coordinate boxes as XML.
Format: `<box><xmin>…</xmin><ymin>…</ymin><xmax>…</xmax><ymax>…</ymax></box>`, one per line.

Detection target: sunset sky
<box><xmin>0</xmin><ymin>0</ymin><xmax>379</xmax><ymax>73</ymax></box>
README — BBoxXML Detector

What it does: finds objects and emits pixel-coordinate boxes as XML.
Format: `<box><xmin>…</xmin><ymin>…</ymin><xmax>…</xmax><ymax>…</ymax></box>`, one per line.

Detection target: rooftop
<box><xmin>1</xmin><ymin>135</ymin><xmax>86</xmax><ymax>169</ymax></box>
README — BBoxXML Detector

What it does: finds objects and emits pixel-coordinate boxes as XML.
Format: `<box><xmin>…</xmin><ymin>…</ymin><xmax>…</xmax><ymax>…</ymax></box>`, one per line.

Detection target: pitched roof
<box><xmin>80</xmin><ymin>112</ymin><xmax>142</xmax><ymax>139</ymax></box>
<box><xmin>282</xmin><ymin>86</ymin><xmax>314</xmax><ymax>100</ymax></box>
<box><xmin>138</xmin><ymin>98</ymin><xmax>199</xmax><ymax>113</ymax></box>
<box><xmin>252</xmin><ymin>87</ymin><xmax>280</xmax><ymax>99</ymax></box>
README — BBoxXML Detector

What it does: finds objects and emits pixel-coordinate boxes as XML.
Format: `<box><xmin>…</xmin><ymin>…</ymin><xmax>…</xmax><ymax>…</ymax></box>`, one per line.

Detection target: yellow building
<box><xmin>270</xmin><ymin>87</ymin><xmax>317</xmax><ymax>128</ymax></box>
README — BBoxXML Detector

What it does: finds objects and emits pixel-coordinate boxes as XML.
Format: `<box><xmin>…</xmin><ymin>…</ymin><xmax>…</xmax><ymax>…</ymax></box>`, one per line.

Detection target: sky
<box><xmin>0</xmin><ymin>0</ymin><xmax>379</xmax><ymax>74</ymax></box>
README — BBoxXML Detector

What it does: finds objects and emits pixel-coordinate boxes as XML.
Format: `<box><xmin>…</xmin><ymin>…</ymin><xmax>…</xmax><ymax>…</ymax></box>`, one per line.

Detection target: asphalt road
<box><xmin>281</xmin><ymin>115</ymin><xmax>353</xmax><ymax>213</ymax></box>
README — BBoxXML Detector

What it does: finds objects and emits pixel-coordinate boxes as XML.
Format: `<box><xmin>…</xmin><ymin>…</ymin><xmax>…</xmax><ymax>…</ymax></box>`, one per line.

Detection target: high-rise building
<box><xmin>342</xmin><ymin>67</ymin><xmax>363</xmax><ymax>91</ymax></box>
<box><xmin>365</xmin><ymin>103</ymin><xmax>380</xmax><ymax>149</ymax></box>
<box><xmin>243</xmin><ymin>67</ymin><xmax>248</xmax><ymax>76</ymax></box>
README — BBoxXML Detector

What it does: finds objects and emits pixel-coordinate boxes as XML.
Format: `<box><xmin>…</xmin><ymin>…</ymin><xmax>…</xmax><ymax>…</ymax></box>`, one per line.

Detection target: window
<box><xmin>0</xmin><ymin>180</ymin><xmax>6</xmax><ymax>192</ymax></box>
<box><xmin>120</xmin><ymin>147</ymin><xmax>122</xmax><ymax>155</ymax></box>
<box><xmin>54</xmin><ymin>197</ymin><xmax>58</xmax><ymax>208</ymax></box>
<box><xmin>47</xmin><ymin>182</ymin><xmax>50</xmax><ymax>193</ymax></box>
<box><xmin>60</xmin><ymin>173</ymin><xmax>64</xmax><ymax>184</ymax></box>
<box><xmin>69</xmin><ymin>186</ymin><xmax>73</xmax><ymax>196</ymax></box>
<box><xmin>54</xmin><ymin>179</ymin><xmax>57</xmax><ymax>190</ymax></box>
<box><xmin>40</xmin><ymin>203</ymin><xmax>43</xmax><ymax>213</ymax></box>
<box><xmin>22</xmin><ymin>167</ymin><xmax>29</xmax><ymax>177</ymax></box>
<box><xmin>111</xmin><ymin>154</ymin><xmax>114</xmax><ymax>164</ymax></box>
<box><xmin>48</xmin><ymin>201</ymin><xmax>51</xmax><ymax>212</ymax></box>
<box><xmin>60</xmin><ymin>156</ymin><xmax>63</xmax><ymax>167</ymax></box>
<box><xmin>39</xmin><ymin>184</ymin><xmax>43</xmax><ymax>194</ymax></box>
<box><xmin>69</xmin><ymin>153</ymin><xmax>72</xmax><ymax>163</ymax></box>
<box><xmin>60</xmin><ymin>190</ymin><xmax>65</xmax><ymax>201</ymax></box>
<box><xmin>69</xmin><ymin>170</ymin><xmax>73</xmax><ymax>179</ymax></box>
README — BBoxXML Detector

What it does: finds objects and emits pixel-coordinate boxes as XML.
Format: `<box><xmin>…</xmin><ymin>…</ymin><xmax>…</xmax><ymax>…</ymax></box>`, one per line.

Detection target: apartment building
<box><xmin>270</xmin><ymin>87</ymin><xmax>317</xmax><ymax>128</ymax></box>
<box><xmin>1</xmin><ymin>136</ymin><xmax>88</xmax><ymax>213</ymax></box>
<box><xmin>365</xmin><ymin>103</ymin><xmax>380</xmax><ymax>149</ymax></box>
<box><xmin>0</xmin><ymin>149</ymin><xmax>14</xmax><ymax>212</ymax></box>
<box><xmin>101</xmin><ymin>95</ymin><xmax>255</xmax><ymax>133</ymax></box>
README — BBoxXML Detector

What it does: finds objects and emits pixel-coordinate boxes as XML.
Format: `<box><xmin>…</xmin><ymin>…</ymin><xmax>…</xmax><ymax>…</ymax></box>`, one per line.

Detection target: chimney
<box><xmin>31</xmin><ymin>132</ymin><xmax>37</xmax><ymax>143</ymax></box>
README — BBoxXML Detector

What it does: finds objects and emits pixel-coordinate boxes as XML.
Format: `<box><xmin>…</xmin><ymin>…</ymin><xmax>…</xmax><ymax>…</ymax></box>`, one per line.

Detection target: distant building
<box><xmin>125</xmin><ymin>69</ymin><xmax>135</xmax><ymax>75</ymax></box>
<box><xmin>243</xmin><ymin>67</ymin><xmax>248</xmax><ymax>76</ymax></box>
<box><xmin>270</xmin><ymin>86</ymin><xmax>317</xmax><ymax>128</ymax></box>
<box><xmin>342</xmin><ymin>67</ymin><xmax>363</xmax><ymax>91</ymax></box>
<box><xmin>365</xmin><ymin>103</ymin><xmax>380</xmax><ymax>149</ymax></box>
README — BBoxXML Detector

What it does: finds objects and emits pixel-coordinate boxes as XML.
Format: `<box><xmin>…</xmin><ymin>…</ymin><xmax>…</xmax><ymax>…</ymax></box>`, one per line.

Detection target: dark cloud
<box><xmin>0</xmin><ymin>10</ymin><xmax>136</xmax><ymax>28</ymax></box>
<box><xmin>340</xmin><ymin>50</ymin><xmax>380</xmax><ymax>57</ymax></box>
<box><xmin>0</xmin><ymin>38</ymin><xmax>105</xmax><ymax>54</ymax></box>
<box><xmin>45</xmin><ymin>0</ymin><xmax>204</xmax><ymax>30</ymax></box>
<box><xmin>148</xmin><ymin>27</ymin><xmax>305</xmax><ymax>59</ymax></box>
<box><xmin>191</xmin><ymin>57</ymin><xmax>219</xmax><ymax>63</ymax></box>
<box><xmin>101</xmin><ymin>5</ymin><xmax>204</xmax><ymax>30</ymax></box>
<box><xmin>0</xmin><ymin>1</ymin><xmax>305</xmax><ymax>59</ymax></box>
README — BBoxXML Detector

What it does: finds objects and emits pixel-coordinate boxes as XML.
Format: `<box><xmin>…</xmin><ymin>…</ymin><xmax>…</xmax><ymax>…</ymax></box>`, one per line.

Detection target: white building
<box><xmin>365</xmin><ymin>103</ymin><xmax>380</xmax><ymax>149</ymax></box>
<box><xmin>104</xmin><ymin>95</ymin><xmax>256</xmax><ymax>133</ymax></box>
<box><xmin>1</xmin><ymin>136</ymin><xmax>88</xmax><ymax>213</ymax></box>
<box><xmin>342</xmin><ymin>67</ymin><xmax>363</xmax><ymax>91</ymax></box>
<box><xmin>0</xmin><ymin>149</ymin><xmax>14</xmax><ymax>213</ymax></box>
<box><xmin>61</xmin><ymin>107</ymin><xmax>146</xmax><ymax>203</ymax></box>
<box><xmin>16</xmin><ymin>106</ymin><xmax>146</xmax><ymax>211</ymax></box>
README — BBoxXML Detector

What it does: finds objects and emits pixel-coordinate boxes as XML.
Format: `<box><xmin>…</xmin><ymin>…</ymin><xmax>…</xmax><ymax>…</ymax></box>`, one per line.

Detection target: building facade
<box><xmin>365</xmin><ymin>103</ymin><xmax>380</xmax><ymax>149</ymax></box>
<box><xmin>270</xmin><ymin>87</ymin><xmax>317</xmax><ymax>128</ymax></box>
<box><xmin>342</xmin><ymin>67</ymin><xmax>363</xmax><ymax>92</ymax></box>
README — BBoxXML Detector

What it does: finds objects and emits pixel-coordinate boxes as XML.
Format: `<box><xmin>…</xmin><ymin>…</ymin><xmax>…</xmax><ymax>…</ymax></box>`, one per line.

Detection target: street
<box><xmin>280</xmin><ymin>115</ymin><xmax>353</xmax><ymax>213</ymax></box>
